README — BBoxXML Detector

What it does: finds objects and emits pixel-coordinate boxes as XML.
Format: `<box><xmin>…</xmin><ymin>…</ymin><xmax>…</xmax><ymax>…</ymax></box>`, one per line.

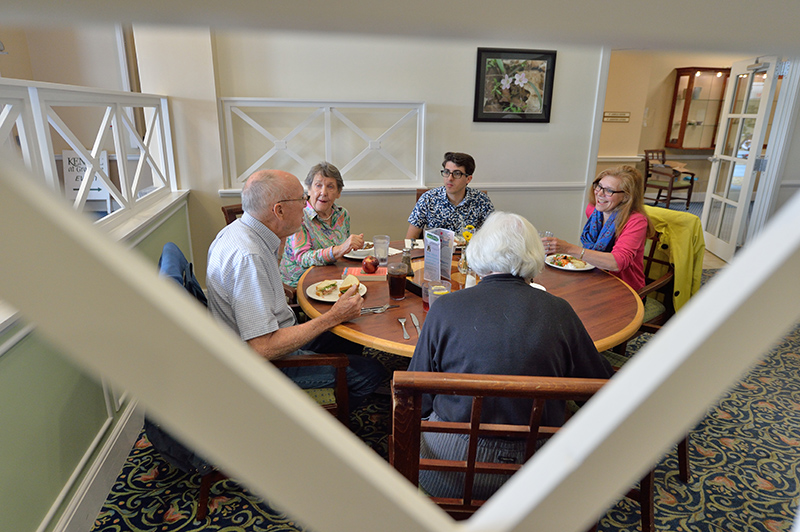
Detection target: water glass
<box><xmin>427</xmin><ymin>280</ymin><xmax>451</xmax><ymax>309</ymax></box>
<box><xmin>373</xmin><ymin>235</ymin><xmax>390</xmax><ymax>266</ymax></box>
<box><xmin>387</xmin><ymin>262</ymin><xmax>409</xmax><ymax>300</ymax></box>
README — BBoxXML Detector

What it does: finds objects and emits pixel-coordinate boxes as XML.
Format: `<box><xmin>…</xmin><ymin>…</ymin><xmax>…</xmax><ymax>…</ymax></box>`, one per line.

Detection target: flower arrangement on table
<box><xmin>458</xmin><ymin>225</ymin><xmax>475</xmax><ymax>274</ymax></box>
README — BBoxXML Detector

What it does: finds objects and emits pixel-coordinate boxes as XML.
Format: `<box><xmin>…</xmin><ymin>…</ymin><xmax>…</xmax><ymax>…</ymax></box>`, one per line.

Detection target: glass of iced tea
<box><xmin>387</xmin><ymin>262</ymin><xmax>409</xmax><ymax>300</ymax></box>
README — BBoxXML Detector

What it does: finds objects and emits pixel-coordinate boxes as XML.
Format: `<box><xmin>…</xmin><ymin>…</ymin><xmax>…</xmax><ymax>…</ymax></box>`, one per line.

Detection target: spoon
<box><xmin>398</xmin><ymin>318</ymin><xmax>411</xmax><ymax>340</ymax></box>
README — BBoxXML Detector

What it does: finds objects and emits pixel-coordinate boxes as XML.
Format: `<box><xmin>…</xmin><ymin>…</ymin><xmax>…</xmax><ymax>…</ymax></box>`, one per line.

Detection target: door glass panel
<box><xmin>707</xmin><ymin>198</ymin><xmax>723</xmax><ymax>234</ymax></box>
<box><xmin>714</xmin><ymin>161</ymin><xmax>732</xmax><ymax>196</ymax></box>
<box><xmin>730</xmin><ymin>74</ymin><xmax>749</xmax><ymax>114</ymax></box>
<box><xmin>745</xmin><ymin>72</ymin><xmax>766</xmax><ymax>113</ymax></box>
<box><xmin>722</xmin><ymin>118</ymin><xmax>740</xmax><ymax>156</ymax></box>
<box><xmin>718</xmin><ymin>203</ymin><xmax>737</xmax><ymax>242</ymax></box>
<box><xmin>728</xmin><ymin>163</ymin><xmax>745</xmax><ymax>201</ymax></box>
<box><xmin>737</xmin><ymin>118</ymin><xmax>756</xmax><ymax>158</ymax></box>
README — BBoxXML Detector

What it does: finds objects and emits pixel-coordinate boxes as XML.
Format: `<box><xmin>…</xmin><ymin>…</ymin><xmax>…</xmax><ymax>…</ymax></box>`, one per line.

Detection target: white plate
<box><xmin>530</xmin><ymin>282</ymin><xmax>547</xmax><ymax>291</ymax></box>
<box><xmin>306</xmin><ymin>280</ymin><xmax>368</xmax><ymax>302</ymax></box>
<box><xmin>544</xmin><ymin>254</ymin><xmax>595</xmax><ymax>271</ymax></box>
<box><xmin>344</xmin><ymin>242</ymin><xmax>374</xmax><ymax>259</ymax></box>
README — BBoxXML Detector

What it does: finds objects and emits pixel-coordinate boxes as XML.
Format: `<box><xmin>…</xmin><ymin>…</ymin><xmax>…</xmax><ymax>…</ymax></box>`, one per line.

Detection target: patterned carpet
<box><xmin>92</xmin><ymin>269</ymin><xmax>800</xmax><ymax>532</ymax></box>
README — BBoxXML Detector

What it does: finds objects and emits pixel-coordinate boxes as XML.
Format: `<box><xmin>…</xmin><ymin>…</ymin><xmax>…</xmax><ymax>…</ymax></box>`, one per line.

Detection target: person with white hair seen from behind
<box><xmin>407</xmin><ymin>211</ymin><xmax>613</xmax><ymax>499</ymax></box>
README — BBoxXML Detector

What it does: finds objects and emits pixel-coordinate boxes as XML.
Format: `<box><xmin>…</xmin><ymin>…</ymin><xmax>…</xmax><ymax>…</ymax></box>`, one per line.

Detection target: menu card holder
<box><xmin>423</xmin><ymin>229</ymin><xmax>455</xmax><ymax>282</ymax></box>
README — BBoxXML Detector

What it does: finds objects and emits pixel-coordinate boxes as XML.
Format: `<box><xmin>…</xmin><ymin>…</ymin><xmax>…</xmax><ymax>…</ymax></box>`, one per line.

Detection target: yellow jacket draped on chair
<box><xmin>643</xmin><ymin>206</ymin><xmax>706</xmax><ymax>311</ymax></box>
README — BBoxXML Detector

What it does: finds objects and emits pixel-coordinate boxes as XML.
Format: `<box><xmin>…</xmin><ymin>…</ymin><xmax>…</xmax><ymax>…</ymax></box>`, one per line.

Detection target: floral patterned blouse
<box><xmin>279</xmin><ymin>203</ymin><xmax>351</xmax><ymax>287</ymax></box>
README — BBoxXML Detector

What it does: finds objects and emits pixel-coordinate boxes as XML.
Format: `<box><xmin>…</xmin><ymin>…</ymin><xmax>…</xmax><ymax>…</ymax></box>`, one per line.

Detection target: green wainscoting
<box><xmin>0</xmin><ymin>195</ymin><xmax>193</xmax><ymax>531</ymax></box>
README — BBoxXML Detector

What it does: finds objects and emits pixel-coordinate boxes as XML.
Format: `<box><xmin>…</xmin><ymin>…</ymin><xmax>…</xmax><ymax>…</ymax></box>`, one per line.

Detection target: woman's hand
<box><xmin>333</xmin><ymin>233</ymin><xmax>365</xmax><ymax>259</ymax></box>
<box><xmin>541</xmin><ymin>236</ymin><xmax>567</xmax><ymax>255</ymax></box>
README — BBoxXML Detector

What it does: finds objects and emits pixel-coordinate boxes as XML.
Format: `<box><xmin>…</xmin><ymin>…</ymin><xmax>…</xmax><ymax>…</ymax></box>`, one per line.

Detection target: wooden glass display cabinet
<box><xmin>665</xmin><ymin>67</ymin><xmax>731</xmax><ymax>149</ymax></box>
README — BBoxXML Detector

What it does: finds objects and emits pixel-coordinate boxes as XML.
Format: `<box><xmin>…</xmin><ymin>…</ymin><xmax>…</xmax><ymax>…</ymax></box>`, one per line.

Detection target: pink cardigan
<box><xmin>585</xmin><ymin>205</ymin><xmax>647</xmax><ymax>292</ymax></box>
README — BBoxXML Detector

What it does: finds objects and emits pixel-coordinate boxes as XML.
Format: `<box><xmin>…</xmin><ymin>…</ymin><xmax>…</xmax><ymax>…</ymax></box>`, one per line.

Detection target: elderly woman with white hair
<box><xmin>407</xmin><ymin>211</ymin><xmax>613</xmax><ymax>500</ymax></box>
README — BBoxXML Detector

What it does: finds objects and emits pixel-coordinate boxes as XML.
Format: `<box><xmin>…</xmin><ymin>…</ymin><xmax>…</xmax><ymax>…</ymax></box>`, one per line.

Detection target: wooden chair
<box><xmin>221</xmin><ymin>203</ymin><xmax>243</xmax><ymax>225</ymax></box>
<box><xmin>151</xmin><ymin>242</ymin><xmax>349</xmax><ymax>520</ymax></box>
<box><xmin>643</xmin><ymin>149</ymin><xmax>695</xmax><ymax>209</ymax></box>
<box><xmin>611</xmin><ymin>231</ymin><xmax>675</xmax><ymax>359</ymax></box>
<box><xmin>389</xmin><ymin>371</ymin><xmax>662</xmax><ymax>530</ymax></box>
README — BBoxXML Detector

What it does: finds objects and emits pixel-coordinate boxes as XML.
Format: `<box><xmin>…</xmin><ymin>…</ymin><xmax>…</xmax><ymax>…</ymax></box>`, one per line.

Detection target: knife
<box><xmin>409</xmin><ymin>312</ymin><xmax>421</xmax><ymax>336</ymax></box>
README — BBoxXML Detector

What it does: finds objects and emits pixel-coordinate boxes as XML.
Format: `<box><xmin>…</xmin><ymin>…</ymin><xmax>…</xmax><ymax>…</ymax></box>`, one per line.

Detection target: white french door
<box><xmin>702</xmin><ymin>57</ymin><xmax>778</xmax><ymax>261</ymax></box>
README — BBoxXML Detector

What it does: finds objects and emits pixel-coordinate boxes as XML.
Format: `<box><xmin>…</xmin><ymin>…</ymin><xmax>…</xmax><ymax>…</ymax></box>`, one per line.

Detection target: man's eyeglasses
<box><xmin>277</xmin><ymin>193</ymin><xmax>309</xmax><ymax>204</ymax></box>
<box><xmin>594</xmin><ymin>183</ymin><xmax>624</xmax><ymax>197</ymax></box>
<box><xmin>441</xmin><ymin>169</ymin><xmax>469</xmax><ymax>179</ymax></box>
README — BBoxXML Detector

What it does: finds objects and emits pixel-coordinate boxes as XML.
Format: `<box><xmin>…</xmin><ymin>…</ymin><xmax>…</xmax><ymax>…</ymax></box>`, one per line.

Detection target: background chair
<box><xmin>643</xmin><ymin>149</ymin><xmax>696</xmax><ymax>210</ymax></box>
<box><xmin>149</xmin><ymin>242</ymin><xmax>350</xmax><ymax>520</ymax></box>
<box><xmin>389</xmin><ymin>371</ymin><xmax>663</xmax><ymax>530</ymax></box>
<box><xmin>221</xmin><ymin>203</ymin><xmax>243</xmax><ymax>225</ymax></box>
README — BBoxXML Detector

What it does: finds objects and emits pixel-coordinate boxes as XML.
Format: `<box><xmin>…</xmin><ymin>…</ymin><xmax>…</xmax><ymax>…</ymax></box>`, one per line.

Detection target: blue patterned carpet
<box><xmin>92</xmin><ymin>270</ymin><xmax>800</xmax><ymax>531</ymax></box>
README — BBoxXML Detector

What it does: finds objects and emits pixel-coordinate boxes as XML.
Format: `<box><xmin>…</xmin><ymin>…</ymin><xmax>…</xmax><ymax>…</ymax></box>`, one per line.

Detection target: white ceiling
<box><xmin>2</xmin><ymin>0</ymin><xmax>799</xmax><ymax>56</ymax></box>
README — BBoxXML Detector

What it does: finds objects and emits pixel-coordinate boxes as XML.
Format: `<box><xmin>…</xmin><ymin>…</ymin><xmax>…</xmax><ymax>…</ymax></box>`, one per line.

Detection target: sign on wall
<box><xmin>63</xmin><ymin>150</ymin><xmax>110</xmax><ymax>201</ymax></box>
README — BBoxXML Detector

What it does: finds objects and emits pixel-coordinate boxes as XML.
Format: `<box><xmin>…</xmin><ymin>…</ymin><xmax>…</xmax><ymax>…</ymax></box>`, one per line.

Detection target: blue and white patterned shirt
<box><xmin>408</xmin><ymin>186</ymin><xmax>494</xmax><ymax>233</ymax></box>
<box><xmin>206</xmin><ymin>212</ymin><xmax>297</xmax><ymax>342</ymax></box>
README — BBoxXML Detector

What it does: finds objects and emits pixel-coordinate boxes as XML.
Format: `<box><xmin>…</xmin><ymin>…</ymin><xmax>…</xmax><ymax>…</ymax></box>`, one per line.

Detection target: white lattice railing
<box><xmin>0</xmin><ymin>79</ymin><xmax>176</xmax><ymax>227</ymax></box>
<box><xmin>219</xmin><ymin>98</ymin><xmax>425</xmax><ymax>192</ymax></box>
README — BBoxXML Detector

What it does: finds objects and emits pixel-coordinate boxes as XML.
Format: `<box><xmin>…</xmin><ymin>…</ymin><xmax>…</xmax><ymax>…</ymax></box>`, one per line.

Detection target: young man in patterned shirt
<box><xmin>406</xmin><ymin>152</ymin><xmax>494</xmax><ymax>239</ymax></box>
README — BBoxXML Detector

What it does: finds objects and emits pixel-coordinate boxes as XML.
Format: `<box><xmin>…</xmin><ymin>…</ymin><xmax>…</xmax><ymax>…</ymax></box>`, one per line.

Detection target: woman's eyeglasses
<box><xmin>441</xmin><ymin>169</ymin><xmax>469</xmax><ymax>179</ymax></box>
<box><xmin>594</xmin><ymin>183</ymin><xmax>623</xmax><ymax>197</ymax></box>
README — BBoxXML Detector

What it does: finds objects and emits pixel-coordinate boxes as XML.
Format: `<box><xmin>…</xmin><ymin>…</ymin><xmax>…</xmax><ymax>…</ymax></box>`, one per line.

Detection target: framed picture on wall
<box><xmin>473</xmin><ymin>48</ymin><xmax>557</xmax><ymax>123</ymax></box>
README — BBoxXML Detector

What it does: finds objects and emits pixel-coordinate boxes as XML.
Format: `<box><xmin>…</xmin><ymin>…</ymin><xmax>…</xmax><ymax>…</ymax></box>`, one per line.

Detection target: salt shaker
<box><xmin>401</xmin><ymin>248</ymin><xmax>413</xmax><ymax>276</ymax></box>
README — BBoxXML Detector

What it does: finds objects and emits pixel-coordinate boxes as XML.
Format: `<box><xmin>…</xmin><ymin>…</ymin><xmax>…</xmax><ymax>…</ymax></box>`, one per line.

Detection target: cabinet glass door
<box><xmin>666</xmin><ymin>68</ymin><xmax>730</xmax><ymax>149</ymax></box>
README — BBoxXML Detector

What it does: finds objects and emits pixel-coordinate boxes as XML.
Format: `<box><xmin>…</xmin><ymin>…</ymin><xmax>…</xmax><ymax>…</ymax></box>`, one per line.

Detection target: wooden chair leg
<box><xmin>639</xmin><ymin>469</ymin><xmax>655</xmax><ymax>532</ymax></box>
<box><xmin>678</xmin><ymin>436</ymin><xmax>691</xmax><ymax>483</ymax></box>
<box><xmin>197</xmin><ymin>473</ymin><xmax>212</xmax><ymax>521</ymax></box>
<box><xmin>196</xmin><ymin>470</ymin><xmax>226</xmax><ymax>521</ymax></box>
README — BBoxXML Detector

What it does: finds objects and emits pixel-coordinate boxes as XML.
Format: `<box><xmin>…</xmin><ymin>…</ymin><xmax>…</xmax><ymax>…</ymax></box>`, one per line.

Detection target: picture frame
<box><xmin>473</xmin><ymin>48</ymin><xmax>557</xmax><ymax>123</ymax></box>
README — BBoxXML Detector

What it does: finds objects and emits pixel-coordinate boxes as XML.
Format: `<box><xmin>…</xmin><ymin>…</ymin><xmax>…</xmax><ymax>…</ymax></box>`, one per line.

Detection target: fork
<box><xmin>398</xmin><ymin>318</ymin><xmax>411</xmax><ymax>340</ymax></box>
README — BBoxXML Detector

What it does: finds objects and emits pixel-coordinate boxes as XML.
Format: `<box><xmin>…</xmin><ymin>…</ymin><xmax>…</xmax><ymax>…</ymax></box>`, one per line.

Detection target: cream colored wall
<box><xmin>598</xmin><ymin>52</ymin><xmax>651</xmax><ymax>157</ymax></box>
<box><xmin>134</xmin><ymin>26</ymin><xmax>227</xmax><ymax>285</ymax></box>
<box><xmin>0</xmin><ymin>28</ymin><xmax>33</xmax><ymax>79</ymax></box>
<box><xmin>135</xmin><ymin>28</ymin><xmax>608</xmax><ymax>283</ymax></box>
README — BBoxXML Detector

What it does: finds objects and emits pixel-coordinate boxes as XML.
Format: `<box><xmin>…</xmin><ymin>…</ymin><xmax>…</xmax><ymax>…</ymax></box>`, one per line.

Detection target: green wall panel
<box><xmin>0</xmin><ymin>196</ymin><xmax>192</xmax><ymax>531</ymax></box>
<box><xmin>0</xmin><ymin>326</ymin><xmax>107</xmax><ymax>531</ymax></box>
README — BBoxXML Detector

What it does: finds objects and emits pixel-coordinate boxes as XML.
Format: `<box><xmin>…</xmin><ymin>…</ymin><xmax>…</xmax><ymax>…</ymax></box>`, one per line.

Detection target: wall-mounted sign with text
<box><xmin>603</xmin><ymin>111</ymin><xmax>630</xmax><ymax>123</ymax></box>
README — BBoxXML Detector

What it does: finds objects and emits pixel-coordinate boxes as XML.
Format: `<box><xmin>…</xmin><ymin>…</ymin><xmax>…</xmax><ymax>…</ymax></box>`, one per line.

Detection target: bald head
<box><xmin>241</xmin><ymin>169</ymin><xmax>305</xmax><ymax>237</ymax></box>
<box><xmin>242</xmin><ymin>170</ymin><xmax>298</xmax><ymax>218</ymax></box>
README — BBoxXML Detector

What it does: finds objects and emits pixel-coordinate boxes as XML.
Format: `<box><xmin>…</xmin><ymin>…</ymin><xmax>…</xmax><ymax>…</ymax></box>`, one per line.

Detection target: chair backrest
<box><xmin>390</xmin><ymin>371</ymin><xmax>606</xmax><ymax>519</ymax></box>
<box><xmin>640</xmin><ymin>231</ymin><xmax>676</xmax><ymax>323</ymax></box>
<box><xmin>643</xmin><ymin>149</ymin><xmax>666</xmax><ymax>179</ymax></box>
<box><xmin>221</xmin><ymin>204</ymin><xmax>244</xmax><ymax>225</ymax></box>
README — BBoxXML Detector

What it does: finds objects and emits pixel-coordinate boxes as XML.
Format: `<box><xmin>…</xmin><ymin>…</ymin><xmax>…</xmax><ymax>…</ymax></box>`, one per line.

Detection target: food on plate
<box><xmin>315</xmin><ymin>280</ymin><xmax>339</xmax><ymax>297</ymax></box>
<box><xmin>549</xmin><ymin>254</ymin><xmax>588</xmax><ymax>269</ymax></box>
<box><xmin>362</xmin><ymin>255</ymin><xmax>379</xmax><ymax>273</ymax></box>
<box><xmin>338</xmin><ymin>274</ymin><xmax>360</xmax><ymax>294</ymax></box>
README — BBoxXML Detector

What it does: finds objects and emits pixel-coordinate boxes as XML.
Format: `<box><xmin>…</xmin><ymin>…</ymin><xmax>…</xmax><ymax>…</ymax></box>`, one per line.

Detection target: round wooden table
<box><xmin>297</xmin><ymin>246</ymin><xmax>643</xmax><ymax>357</ymax></box>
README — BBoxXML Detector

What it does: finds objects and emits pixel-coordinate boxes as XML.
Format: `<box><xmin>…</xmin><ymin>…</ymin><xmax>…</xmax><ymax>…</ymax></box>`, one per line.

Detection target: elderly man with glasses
<box><xmin>206</xmin><ymin>169</ymin><xmax>385</xmax><ymax>407</ymax></box>
<box><xmin>406</xmin><ymin>152</ymin><xmax>495</xmax><ymax>239</ymax></box>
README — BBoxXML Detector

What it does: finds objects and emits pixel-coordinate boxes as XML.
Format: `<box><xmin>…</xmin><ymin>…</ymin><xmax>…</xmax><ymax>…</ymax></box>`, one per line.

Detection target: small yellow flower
<box><xmin>463</xmin><ymin>231</ymin><xmax>472</xmax><ymax>242</ymax></box>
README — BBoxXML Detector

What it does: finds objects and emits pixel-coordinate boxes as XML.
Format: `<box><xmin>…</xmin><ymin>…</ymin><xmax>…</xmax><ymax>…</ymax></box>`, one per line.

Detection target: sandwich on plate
<box><xmin>338</xmin><ymin>274</ymin><xmax>360</xmax><ymax>295</ymax></box>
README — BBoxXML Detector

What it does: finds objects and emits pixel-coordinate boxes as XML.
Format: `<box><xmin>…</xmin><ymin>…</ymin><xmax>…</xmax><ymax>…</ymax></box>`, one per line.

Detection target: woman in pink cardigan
<box><xmin>541</xmin><ymin>165</ymin><xmax>650</xmax><ymax>291</ymax></box>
